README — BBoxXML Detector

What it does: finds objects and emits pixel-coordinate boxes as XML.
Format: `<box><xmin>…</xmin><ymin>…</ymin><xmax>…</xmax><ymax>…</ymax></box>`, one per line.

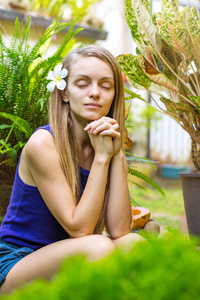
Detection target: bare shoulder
<box><xmin>23</xmin><ymin>129</ymin><xmax>59</xmax><ymax>177</ymax></box>
<box><xmin>25</xmin><ymin>129</ymin><xmax>55</xmax><ymax>156</ymax></box>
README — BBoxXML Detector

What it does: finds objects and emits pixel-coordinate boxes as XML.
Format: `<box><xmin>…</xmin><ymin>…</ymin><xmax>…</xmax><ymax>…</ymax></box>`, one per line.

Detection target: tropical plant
<box><xmin>118</xmin><ymin>0</ymin><xmax>200</xmax><ymax>172</ymax></box>
<box><xmin>0</xmin><ymin>16</ymin><xmax>82</xmax><ymax>172</ymax></box>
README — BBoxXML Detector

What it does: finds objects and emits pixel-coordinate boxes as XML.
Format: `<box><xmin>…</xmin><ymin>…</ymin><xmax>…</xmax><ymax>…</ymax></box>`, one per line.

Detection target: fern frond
<box><xmin>129</xmin><ymin>180</ymin><xmax>148</xmax><ymax>192</ymax></box>
<box><xmin>0</xmin><ymin>112</ymin><xmax>32</xmax><ymax>138</ymax></box>
<box><xmin>128</xmin><ymin>166</ymin><xmax>165</xmax><ymax>196</ymax></box>
<box><xmin>125</xmin><ymin>152</ymin><xmax>159</xmax><ymax>169</ymax></box>
<box><xmin>130</xmin><ymin>195</ymin><xmax>142</xmax><ymax>207</ymax></box>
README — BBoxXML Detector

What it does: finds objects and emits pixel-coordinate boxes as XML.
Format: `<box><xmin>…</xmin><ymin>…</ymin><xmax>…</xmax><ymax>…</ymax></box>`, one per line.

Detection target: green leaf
<box><xmin>128</xmin><ymin>167</ymin><xmax>165</xmax><ymax>196</ymax></box>
<box><xmin>189</xmin><ymin>96</ymin><xmax>200</xmax><ymax>114</ymax></box>
<box><xmin>130</xmin><ymin>195</ymin><xmax>142</xmax><ymax>206</ymax></box>
<box><xmin>127</xmin><ymin>0</ymin><xmax>162</xmax><ymax>61</ymax></box>
<box><xmin>0</xmin><ymin>112</ymin><xmax>32</xmax><ymax>138</ymax></box>
<box><xmin>118</xmin><ymin>54</ymin><xmax>177</xmax><ymax>95</ymax></box>
<box><xmin>124</xmin><ymin>87</ymin><xmax>147</xmax><ymax>102</ymax></box>
<box><xmin>125</xmin><ymin>0</ymin><xmax>143</xmax><ymax>45</ymax></box>
<box><xmin>117</xmin><ymin>54</ymin><xmax>151</xmax><ymax>90</ymax></box>
<box><xmin>0</xmin><ymin>124</ymin><xmax>12</xmax><ymax>130</ymax></box>
<box><xmin>139</xmin><ymin>55</ymin><xmax>178</xmax><ymax>92</ymax></box>
<box><xmin>161</xmin><ymin>0</ymin><xmax>179</xmax><ymax>21</ymax></box>
<box><xmin>180</xmin><ymin>6</ymin><xmax>200</xmax><ymax>62</ymax></box>
<box><xmin>125</xmin><ymin>152</ymin><xmax>159</xmax><ymax>169</ymax></box>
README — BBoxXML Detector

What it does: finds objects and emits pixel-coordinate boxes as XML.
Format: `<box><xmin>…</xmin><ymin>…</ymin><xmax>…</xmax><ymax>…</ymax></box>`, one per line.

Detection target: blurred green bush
<box><xmin>1</xmin><ymin>235</ymin><xmax>200</xmax><ymax>300</ymax></box>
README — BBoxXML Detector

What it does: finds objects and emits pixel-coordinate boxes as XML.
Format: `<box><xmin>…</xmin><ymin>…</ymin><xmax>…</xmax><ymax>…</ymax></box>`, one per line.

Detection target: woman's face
<box><xmin>64</xmin><ymin>56</ymin><xmax>115</xmax><ymax>126</ymax></box>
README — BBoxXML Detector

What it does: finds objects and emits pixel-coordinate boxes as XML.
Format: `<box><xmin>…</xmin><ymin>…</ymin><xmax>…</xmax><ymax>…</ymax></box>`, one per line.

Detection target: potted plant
<box><xmin>118</xmin><ymin>0</ymin><xmax>200</xmax><ymax>238</ymax></box>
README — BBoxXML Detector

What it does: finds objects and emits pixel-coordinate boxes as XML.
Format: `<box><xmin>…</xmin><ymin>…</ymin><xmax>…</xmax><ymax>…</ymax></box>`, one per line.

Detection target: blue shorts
<box><xmin>0</xmin><ymin>239</ymin><xmax>35</xmax><ymax>287</ymax></box>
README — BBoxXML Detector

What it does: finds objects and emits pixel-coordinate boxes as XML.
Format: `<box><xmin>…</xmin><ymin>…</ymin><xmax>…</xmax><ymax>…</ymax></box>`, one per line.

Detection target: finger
<box><xmin>84</xmin><ymin>118</ymin><xmax>118</xmax><ymax>133</ymax></box>
<box><xmin>84</xmin><ymin>119</ymin><xmax>104</xmax><ymax>132</ymax></box>
<box><xmin>84</xmin><ymin>123</ymin><xmax>91</xmax><ymax>131</ymax></box>
<box><xmin>93</xmin><ymin>122</ymin><xmax>119</xmax><ymax>135</ymax></box>
<box><xmin>112</xmin><ymin>123</ymin><xmax>119</xmax><ymax>131</ymax></box>
<box><xmin>93</xmin><ymin>122</ymin><xmax>112</xmax><ymax>134</ymax></box>
<box><xmin>101</xmin><ymin>116</ymin><xmax>118</xmax><ymax>125</ymax></box>
<box><xmin>100</xmin><ymin>129</ymin><xmax>121</xmax><ymax>139</ymax></box>
<box><xmin>84</xmin><ymin>117</ymin><xmax>118</xmax><ymax>131</ymax></box>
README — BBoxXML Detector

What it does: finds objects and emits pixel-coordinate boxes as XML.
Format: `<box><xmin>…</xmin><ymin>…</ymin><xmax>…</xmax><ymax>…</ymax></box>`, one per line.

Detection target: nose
<box><xmin>89</xmin><ymin>84</ymin><xmax>100</xmax><ymax>100</ymax></box>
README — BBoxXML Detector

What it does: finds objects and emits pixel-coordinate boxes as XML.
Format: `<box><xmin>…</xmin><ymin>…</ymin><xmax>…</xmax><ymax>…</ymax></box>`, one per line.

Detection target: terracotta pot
<box><xmin>180</xmin><ymin>173</ymin><xmax>200</xmax><ymax>238</ymax></box>
<box><xmin>0</xmin><ymin>185</ymin><xmax>12</xmax><ymax>217</ymax></box>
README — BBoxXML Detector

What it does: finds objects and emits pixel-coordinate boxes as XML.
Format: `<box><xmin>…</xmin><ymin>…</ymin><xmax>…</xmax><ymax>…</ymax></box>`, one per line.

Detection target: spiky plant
<box><xmin>0</xmin><ymin>16</ymin><xmax>82</xmax><ymax>178</ymax></box>
<box><xmin>118</xmin><ymin>0</ymin><xmax>200</xmax><ymax>172</ymax></box>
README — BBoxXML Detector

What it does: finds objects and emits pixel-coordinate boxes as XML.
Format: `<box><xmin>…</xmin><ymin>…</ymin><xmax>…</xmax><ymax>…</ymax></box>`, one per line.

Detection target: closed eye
<box><xmin>101</xmin><ymin>84</ymin><xmax>112</xmax><ymax>90</ymax></box>
<box><xmin>77</xmin><ymin>80</ymin><xmax>89</xmax><ymax>88</ymax></box>
<box><xmin>78</xmin><ymin>84</ymin><xmax>88</xmax><ymax>88</ymax></box>
<box><xmin>100</xmin><ymin>81</ymin><xmax>113</xmax><ymax>89</ymax></box>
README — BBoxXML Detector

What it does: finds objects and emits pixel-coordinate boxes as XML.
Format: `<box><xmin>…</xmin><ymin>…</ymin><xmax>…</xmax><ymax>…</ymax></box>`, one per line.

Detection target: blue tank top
<box><xmin>0</xmin><ymin>125</ymin><xmax>90</xmax><ymax>250</ymax></box>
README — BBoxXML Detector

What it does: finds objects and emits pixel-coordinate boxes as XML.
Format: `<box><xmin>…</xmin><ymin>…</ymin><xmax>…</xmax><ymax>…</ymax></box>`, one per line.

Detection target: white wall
<box><xmin>94</xmin><ymin>0</ymin><xmax>135</xmax><ymax>56</ymax></box>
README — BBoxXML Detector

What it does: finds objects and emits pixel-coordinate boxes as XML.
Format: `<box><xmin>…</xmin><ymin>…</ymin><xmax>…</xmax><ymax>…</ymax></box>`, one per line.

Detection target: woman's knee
<box><xmin>86</xmin><ymin>235</ymin><xmax>115</xmax><ymax>260</ymax></box>
<box><xmin>112</xmin><ymin>232</ymin><xmax>147</xmax><ymax>249</ymax></box>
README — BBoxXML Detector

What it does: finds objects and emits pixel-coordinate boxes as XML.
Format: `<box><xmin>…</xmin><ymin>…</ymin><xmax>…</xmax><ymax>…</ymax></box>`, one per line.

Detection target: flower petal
<box><xmin>60</xmin><ymin>68</ymin><xmax>68</xmax><ymax>78</ymax></box>
<box><xmin>47</xmin><ymin>81</ymin><xmax>56</xmax><ymax>92</ymax></box>
<box><xmin>47</xmin><ymin>70</ymin><xmax>56</xmax><ymax>81</ymax></box>
<box><xmin>54</xmin><ymin>64</ymin><xmax>62</xmax><ymax>77</ymax></box>
<box><xmin>56</xmin><ymin>79</ymin><xmax>66</xmax><ymax>90</ymax></box>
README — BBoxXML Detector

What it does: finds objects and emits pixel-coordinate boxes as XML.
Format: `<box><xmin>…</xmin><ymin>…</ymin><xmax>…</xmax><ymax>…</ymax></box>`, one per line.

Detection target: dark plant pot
<box><xmin>180</xmin><ymin>173</ymin><xmax>200</xmax><ymax>238</ymax></box>
<box><xmin>0</xmin><ymin>185</ymin><xmax>12</xmax><ymax>217</ymax></box>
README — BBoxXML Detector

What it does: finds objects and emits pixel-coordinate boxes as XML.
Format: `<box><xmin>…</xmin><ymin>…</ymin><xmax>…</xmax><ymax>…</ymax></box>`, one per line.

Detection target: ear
<box><xmin>61</xmin><ymin>89</ymin><xmax>69</xmax><ymax>103</ymax></box>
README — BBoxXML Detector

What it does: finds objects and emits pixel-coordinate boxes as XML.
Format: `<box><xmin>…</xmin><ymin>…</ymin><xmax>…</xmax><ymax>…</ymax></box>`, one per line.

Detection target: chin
<box><xmin>86</xmin><ymin>113</ymin><xmax>105</xmax><ymax>122</ymax></box>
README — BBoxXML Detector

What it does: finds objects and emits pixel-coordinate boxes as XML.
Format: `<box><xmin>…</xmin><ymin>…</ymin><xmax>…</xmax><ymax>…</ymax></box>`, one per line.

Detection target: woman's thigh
<box><xmin>0</xmin><ymin>234</ymin><xmax>115</xmax><ymax>294</ymax></box>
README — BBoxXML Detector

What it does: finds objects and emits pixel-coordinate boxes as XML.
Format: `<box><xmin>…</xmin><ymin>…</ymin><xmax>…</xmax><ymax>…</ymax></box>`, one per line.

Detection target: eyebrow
<box><xmin>75</xmin><ymin>74</ymin><xmax>114</xmax><ymax>81</ymax></box>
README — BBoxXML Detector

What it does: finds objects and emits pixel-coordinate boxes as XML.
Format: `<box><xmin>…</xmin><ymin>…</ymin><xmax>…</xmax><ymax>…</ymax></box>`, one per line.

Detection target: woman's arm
<box><xmin>22</xmin><ymin>129</ymin><xmax>113</xmax><ymax>238</ymax></box>
<box><xmin>84</xmin><ymin>117</ymin><xmax>132</xmax><ymax>239</ymax></box>
<box><xmin>105</xmin><ymin>151</ymin><xmax>132</xmax><ymax>239</ymax></box>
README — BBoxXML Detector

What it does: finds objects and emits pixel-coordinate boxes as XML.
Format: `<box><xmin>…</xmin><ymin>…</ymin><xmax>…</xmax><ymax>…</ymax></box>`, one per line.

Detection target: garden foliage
<box><xmin>1</xmin><ymin>235</ymin><xmax>200</xmax><ymax>300</ymax></box>
<box><xmin>0</xmin><ymin>16</ymin><xmax>82</xmax><ymax>166</ymax></box>
<box><xmin>118</xmin><ymin>0</ymin><xmax>200</xmax><ymax>171</ymax></box>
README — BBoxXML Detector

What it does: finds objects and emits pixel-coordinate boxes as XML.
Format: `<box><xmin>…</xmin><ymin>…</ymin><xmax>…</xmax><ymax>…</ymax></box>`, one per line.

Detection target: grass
<box><xmin>129</xmin><ymin>183</ymin><xmax>187</xmax><ymax>234</ymax></box>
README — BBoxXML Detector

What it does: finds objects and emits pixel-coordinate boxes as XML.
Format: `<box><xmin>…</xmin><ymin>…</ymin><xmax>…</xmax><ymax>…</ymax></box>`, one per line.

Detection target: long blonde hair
<box><xmin>49</xmin><ymin>45</ymin><xmax>125</xmax><ymax>233</ymax></box>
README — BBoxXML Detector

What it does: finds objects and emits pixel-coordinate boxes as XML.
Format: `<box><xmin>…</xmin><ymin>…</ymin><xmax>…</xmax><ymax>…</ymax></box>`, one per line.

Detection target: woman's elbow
<box><xmin>66</xmin><ymin>223</ymin><xmax>94</xmax><ymax>238</ymax></box>
<box><xmin>108</xmin><ymin>226</ymin><xmax>131</xmax><ymax>240</ymax></box>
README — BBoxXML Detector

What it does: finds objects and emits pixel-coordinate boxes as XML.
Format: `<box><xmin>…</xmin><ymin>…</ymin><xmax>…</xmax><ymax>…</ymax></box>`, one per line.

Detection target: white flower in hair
<box><xmin>47</xmin><ymin>64</ymin><xmax>68</xmax><ymax>92</ymax></box>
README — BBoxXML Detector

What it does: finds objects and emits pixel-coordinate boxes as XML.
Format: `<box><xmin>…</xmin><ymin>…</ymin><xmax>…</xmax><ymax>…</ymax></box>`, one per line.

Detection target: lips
<box><xmin>85</xmin><ymin>103</ymin><xmax>102</xmax><ymax>108</ymax></box>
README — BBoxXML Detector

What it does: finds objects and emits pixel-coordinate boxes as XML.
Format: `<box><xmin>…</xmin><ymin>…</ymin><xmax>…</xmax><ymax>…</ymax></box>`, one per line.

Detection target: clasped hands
<box><xmin>84</xmin><ymin>117</ymin><xmax>121</xmax><ymax>158</ymax></box>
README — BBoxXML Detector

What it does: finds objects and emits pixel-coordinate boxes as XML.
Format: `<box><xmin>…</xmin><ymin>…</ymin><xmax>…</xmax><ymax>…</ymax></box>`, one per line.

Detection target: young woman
<box><xmin>0</xmin><ymin>45</ymin><xmax>145</xmax><ymax>294</ymax></box>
